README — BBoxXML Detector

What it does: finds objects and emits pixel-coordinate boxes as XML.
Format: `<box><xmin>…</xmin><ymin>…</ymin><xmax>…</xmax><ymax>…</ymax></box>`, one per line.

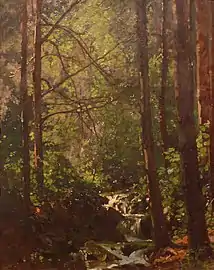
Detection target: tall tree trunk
<box><xmin>33</xmin><ymin>0</ymin><xmax>44</xmax><ymax>192</ymax></box>
<box><xmin>136</xmin><ymin>0</ymin><xmax>170</xmax><ymax>249</ymax></box>
<box><xmin>190</xmin><ymin>0</ymin><xmax>197</xmax><ymax>120</ymax></box>
<box><xmin>160</xmin><ymin>0</ymin><xmax>169</xmax><ymax>158</ymax></box>
<box><xmin>210</xmin><ymin>0</ymin><xmax>214</xmax><ymax>213</ymax></box>
<box><xmin>196</xmin><ymin>0</ymin><xmax>211</xmax><ymax>124</ymax></box>
<box><xmin>175</xmin><ymin>0</ymin><xmax>211</xmax><ymax>255</ymax></box>
<box><xmin>196</xmin><ymin>0</ymin><xmax>211</xmax><ymax>201</ymax></box>
<box><xmin>151</xmin><ymin>0</ymin><xmax>162</xmax><ymax>52</ymax></box>
<box><xmin>196</xmin><ymin>0</ymin><xmax>211</xmax><ymax>180</ymax></box>
<box><xmin>20</xmin><ymin>0</ymin><xmax>30</xmax><ymax>207</ymax></box>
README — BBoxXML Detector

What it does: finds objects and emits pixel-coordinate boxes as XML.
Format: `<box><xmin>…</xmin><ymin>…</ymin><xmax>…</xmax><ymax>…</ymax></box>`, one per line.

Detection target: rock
<box><xmin>118</xmin><ymin>214</ymin><xmax>152</xmax><ymax>240</ymax></box>
<box><xmin>139</xmin><ymin>215</ymin><xmax>152</xmax><ymax>239</ymax></box>
<box><xmin>94</xmin><ymin>207</ymin><xmax>125</xmax><ymax>242</ymax></box>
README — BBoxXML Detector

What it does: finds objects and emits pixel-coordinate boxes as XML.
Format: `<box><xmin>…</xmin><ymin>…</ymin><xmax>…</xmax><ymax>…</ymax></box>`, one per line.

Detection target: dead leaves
<box><xmin>153</xmin><ymin>247</ymin><xmax>186</xmax><ymax>266</ymax></box>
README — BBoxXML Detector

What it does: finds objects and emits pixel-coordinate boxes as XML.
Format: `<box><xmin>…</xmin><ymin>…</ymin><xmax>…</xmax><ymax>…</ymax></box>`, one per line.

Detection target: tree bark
<box><xmin>20</xmin><ymin>0</ymin><xmax>31</xmax><ymax>207</ymax></box>
<box><xmin>196</xmin><ymin>0</ymin><xmax>211</xmax><ymax>124</ymax></box>
<box><xmin>33</xmin><ymin>0</ymin><xmax>44</xmax><ymax>192</ymax></box>
<box><xmin>160</xmin><ymin>0</ymin><xmax>169</xmax><ymax>159</ymax></box>
<box><xmin>210</xmin><ymin>0</ymin><xmax>214</xmax><ymax>213</ymax></box>
<box><xmin>190</xmin><ymin>0</ymin><xmax>197</xmax><ymax>121</ymax></box>
<box><xmin>196</xmin><ymin>0</ymin><xmax>211</xmax><ymax>202</ymax></box>
<box><xmin>136</xmin><ymin>0</ymin><xmax>170</xmax><ymax>249</ymax></box>
<box><xmin>175</xmin><ymin>0</ymin><xmax>211</xmax><ymax>255</ymax></box>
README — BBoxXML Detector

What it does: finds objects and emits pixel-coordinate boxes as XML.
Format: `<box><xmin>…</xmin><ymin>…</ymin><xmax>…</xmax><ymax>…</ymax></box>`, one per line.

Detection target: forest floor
<box><xmin>0</xmin><ymin>215</ymin><xmax>213</xmax><ymax>270</ymax></box>
<box><xmin>0</xmin><ymin>233</ymin><xmax>214</xmax><ymax>270</ymax></box>
<box><xmin>151</xmin><ymin>230</ymin><xmax>214</xmax><ymax>270</ymax></box>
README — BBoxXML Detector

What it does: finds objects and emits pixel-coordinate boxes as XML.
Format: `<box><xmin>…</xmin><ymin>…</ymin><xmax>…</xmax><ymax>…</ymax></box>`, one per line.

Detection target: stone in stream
<box><xmin>103</xmin><ymin>191</ymin><xmax>152</xmax><ymax>241</ymax></box>
<box><xmin>96</xmin><ymin>207</ymin><xmax>125</xmax><ymax>242</ymax></box>
<box><xmin>118</xmin><ymin>214</ymin><xmax>152</xmax><ymax>240</ymax></box>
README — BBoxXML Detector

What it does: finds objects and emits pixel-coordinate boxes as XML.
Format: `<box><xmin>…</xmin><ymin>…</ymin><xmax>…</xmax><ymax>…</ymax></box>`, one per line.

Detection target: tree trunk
<box><xmin>196</xmin><ymin>0</ymin><xmax>211</xmax><ymax>124</ymax></box>
<box><xmin>190</xmin><ymin>0</ymin><xmax>197</xmax><ymax>121</ymax></box>
<box><xmin>20</xmin><ymin>0</ymin><xmax>31</xmax><ymax>207</ymax></box>
<box><xmin>136</xmin><ymin>0</ymin><xmax>170</xmax><ymax>249</ymax></box>
<box><xmin>33</xmin><ymin>0</ymin><xmax>44</xmax><ymax>192</ymax></box>
<box><xmin>175</xmin><ymin>0</ymin><xmax>211</xmax><ymax>255</ymax></box>
<box><xmin>196</xmin><ymin>0</ymin><xmax>211</xmax><ymax>203</ymax></box>
<box><xmin>210</xmin><ymin>0</ymin><xmax>214</xmax><ymax>213</ymax></box>
<box><xmin>151</xmin><ymin>0</ymin><xmax>162</xmax><ymax>52</ymax></box>
<box><xmin>160</xmin><ymin>0</ymin><xmax>169</xmax><ymax>160</ymax></box>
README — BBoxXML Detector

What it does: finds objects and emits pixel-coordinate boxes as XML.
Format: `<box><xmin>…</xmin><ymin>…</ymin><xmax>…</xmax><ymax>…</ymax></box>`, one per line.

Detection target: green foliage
<box><xmin>30</xmin><ymin>178</ymin><xmax>123</xmax><ymax>258</ymax></box>
<box><xmin>158</xmin><ymin>148</ymin><xmax>186</xmax><ymax>234</ymax></box>
<box><xmin>197</xmin><ymin>123</ymin><xmax>210</xmax><ymax>174</ymax></box>
<box><xmin>157</xmin><ymin>123</ymin><xmax>211</xmax><ymax>236</ymax></box>
<box><xmin>43</xmin><ymin>152</ymin><xmax>79</xmax><ymax>191</ymax></box>
<box><xmin>1</xmin><ymin>0</ymin><xmax>213</xmax><ymax>264</ymax></box>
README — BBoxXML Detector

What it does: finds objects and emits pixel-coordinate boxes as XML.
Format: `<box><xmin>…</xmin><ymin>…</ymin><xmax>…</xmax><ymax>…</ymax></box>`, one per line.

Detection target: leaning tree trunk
<box><xmin>175</xmin><ymin>0</ymin><xmax>211</xmax><ymax>255</ymax></box>
<box><xmin>33</xmin><ymin>0</ymin><xmax>44</xmax><ymax>192</ymax></box>
<box><xmin>20</xmin><ymin>0</ymin><xmax>31</xmax><ymax>207</ymax></box>
<box><xmin>136</xmin><ymin>0</ymin><xmax>170</xmax><ymax>249</ymax></box>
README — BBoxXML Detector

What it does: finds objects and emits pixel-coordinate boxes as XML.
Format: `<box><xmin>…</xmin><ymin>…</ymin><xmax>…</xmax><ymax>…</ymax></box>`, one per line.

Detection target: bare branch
<box><xmin>41</xmin><ymin>0</ymin><xmax>86</xmax><ymax>44</ymax></box>
<box><xmin>47</xmin><ymin>40</ymin><xmax>69</xmax><ymax>74</ymax></box>
<box><xmin>41</xmin><ymin>78</ymin><xmax>53</xmax><ymax>89</ymax></box>
<box><xmin>42</xmin><ymin>88</ymin><xmax>126</xmax><ymax>124</ymax></box>
<box><xmin>84</xmin><ymin>106</ymin><xmax>99</xmax><ymax>138</ymax></box>
<box><xmin>41</xmin><ymin>21</ymin><xmax>85</xmax><ymax>36</ymax></box>
<box><xmin>42</xmin><ymin>44</ymin><xmax>120</xmax><ymax>97</ymax></box>
<box><xmin>42</xmin><ymin>101</ymin><xmax>108</xmax><ymax>124</ymax></box>
<box><xmin>41</xmin><ymin>63</ymin><xmax>92</xmax><ymax>97</ymax></box>
<box><xmin>50</xmin><ymin>25</ymin><xmax>114</xmax><ymax>82</ymax></box>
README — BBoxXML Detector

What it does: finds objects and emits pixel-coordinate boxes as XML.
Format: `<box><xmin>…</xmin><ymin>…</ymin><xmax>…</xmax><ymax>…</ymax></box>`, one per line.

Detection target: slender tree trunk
<box><xmin>190</xmin><ymin>0</ymin><xmax>197</xmax><ymax>120</ymax></box>
<box><xmin>196</xmin><ymin>0</ymin><xmax>211</xmax><ymax>124</ymax></box>
<box><xmin>136</xmin><ymin>0</ymin><xmax>170</xmax><ymax>249</ymax></box>
<box><xmin>160</xmin><ymin>0</ymin><xmax>169</xmax><ymax>159</ymax></box>
<box><xmin>210</xmin><ymin>0</ymin><xmax>214</xmax><ymax>212</ymax></box>
<box><xmin>196</xmin><ymin>0</ymin><xmax>210</xmax><ymax>180</ymax></box>
<box><xmin>196</xmin><ymin>0</ymin><xmax>211</xmax><ymax>201</ymax></box>
<box><xmin>175</xmin><ymin>0</ymin><xmax>211</xmax><ymax>255</ymax></box>
<box><xmin>20</xmin><ymin>0</ymin><xmax>30</xmax><ymax>207</ymax></box>
<box><xmin>151</xmin><ymin>0</ymin><xmax>162</xmax><ymax>51</ymax></box>
<box><xmin>33</xmin><ymin>0</ymin><xmax>44</xmax><ymax>192</ymax></box>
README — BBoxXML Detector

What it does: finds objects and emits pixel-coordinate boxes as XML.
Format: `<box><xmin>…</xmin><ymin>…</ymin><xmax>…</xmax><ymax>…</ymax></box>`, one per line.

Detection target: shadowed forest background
<box><xmin>1</xmin><ymin>0</ymin><xmax>214</xmax><ymax>269</ymax></box>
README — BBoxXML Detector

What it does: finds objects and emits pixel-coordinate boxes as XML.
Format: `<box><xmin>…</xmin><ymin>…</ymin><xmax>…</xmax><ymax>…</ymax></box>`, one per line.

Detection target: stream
<box><xmin>82</xmin><ymin>191</ymin><xmax>153</xmax><ymax>270</ymax></box>
<box><xmin>83</xmin><ymin>239</ymin><xmax>152</xmax><ymax>270</ymax></box>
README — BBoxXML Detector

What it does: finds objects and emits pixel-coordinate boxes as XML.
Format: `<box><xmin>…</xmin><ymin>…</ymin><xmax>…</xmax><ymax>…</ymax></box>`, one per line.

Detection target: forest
<box><xmin>1</xmin><ymin>0</ymin><xmax>214</xmax><ymax>269</ymax></box>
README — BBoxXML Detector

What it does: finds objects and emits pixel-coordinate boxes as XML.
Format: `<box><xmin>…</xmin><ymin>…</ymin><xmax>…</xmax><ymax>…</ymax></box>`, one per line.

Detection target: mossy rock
<box><xmin>121</xmin><ymin>240</ymin><xmax>154</xmax><ymax>256</ymax></box>
<box><xmin>84</xmin><ymin>240</ymin><xmax>120</xmax><ymax>262</ymax></box>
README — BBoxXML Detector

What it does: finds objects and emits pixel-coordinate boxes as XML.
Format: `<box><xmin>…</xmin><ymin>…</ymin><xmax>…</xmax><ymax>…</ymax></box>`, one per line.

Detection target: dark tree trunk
<box><xmin>196</xmin><ymin>0</ymin><xmax>211</xmax><ymax>201</ymax></box>
<box><xmin>20</xmin><ymin>0</ymin><xmax>31</xmax><ymax>207</ymax></box>
<box><xmin>190</xmin><ymin>0</ymin><xmax>197</xmax><ymax>120</ymax></box>
<box><xmin>136</xmin><ymin>0</ymin><xmax>170</xmax><ymax>249</ymax></box>
<box><xmin>210</xmin><ymin>0</ymin><xmax>214</xmax><ymax>213</ymax></box>
<box><xmin>175</xmin><ymin>0</ymin><xmax>211</xmax><ymax>255</ymax></box>
<box><xmin>160</xmin><ymin>0</ymin><xmax>169</xmax><ymax>164</ymax></box>
<box><xmin>196</xmin><ymin>0</ymin><xmax>211</xmax><ymax>124</ymax></box>
<box><xmin>33</xmin><ymin>0</ymin><xmax>44</xmax><ymax>192</ymax></box>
